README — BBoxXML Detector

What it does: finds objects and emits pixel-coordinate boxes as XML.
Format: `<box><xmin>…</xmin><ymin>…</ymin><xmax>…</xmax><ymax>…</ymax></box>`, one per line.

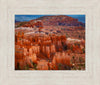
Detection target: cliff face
<box><xmin>22</xmin><ymin>20</ymin><xmax>43</xmax><ymax>28</ymax></box>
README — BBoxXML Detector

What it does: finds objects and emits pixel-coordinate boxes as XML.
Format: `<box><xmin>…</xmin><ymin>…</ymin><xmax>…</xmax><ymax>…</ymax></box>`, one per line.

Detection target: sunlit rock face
<box><xmin>15</xmin><ymin>29</ymin><xmax>68</xmax><ymax>70</ymax></box>
<box><xmin>29</xmin><ymin>53</ymin><xmax>37</xmax><ymax>64</ymax></box>
<box><xmin>51</xmin><ymin>52</ymin><xmax>72</xmax><ymax>70</ymax></box>
<box><xmin>37</xmin><ymin>60</ymin><xmax>49</xmax><ymax>70</ymax></box>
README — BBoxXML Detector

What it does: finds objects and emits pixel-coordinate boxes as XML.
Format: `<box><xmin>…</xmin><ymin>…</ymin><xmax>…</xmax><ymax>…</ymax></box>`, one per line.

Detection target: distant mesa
<box><xmin>15</xmin><ymin>15</ymin><xmax>85</xmax><ymax>28</ymax></box>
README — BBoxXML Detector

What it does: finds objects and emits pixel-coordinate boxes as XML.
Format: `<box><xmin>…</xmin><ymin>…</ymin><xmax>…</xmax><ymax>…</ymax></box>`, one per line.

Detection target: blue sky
<box><xmin>15</xmin><ymin>15</ymin><xmax>85</xmax><ymax>23</ymax></box>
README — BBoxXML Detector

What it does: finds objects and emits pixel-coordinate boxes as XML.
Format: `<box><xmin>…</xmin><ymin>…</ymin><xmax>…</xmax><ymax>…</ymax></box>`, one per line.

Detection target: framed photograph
<box><xmin>0</xmin><ymin>0</ymin><xmax>100</xmax><ymax>85</ymax></box>
<box><xmin>15</xmin><ymin>14</ymin><xmax>85</xmax><ymax>70</ymax></box>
